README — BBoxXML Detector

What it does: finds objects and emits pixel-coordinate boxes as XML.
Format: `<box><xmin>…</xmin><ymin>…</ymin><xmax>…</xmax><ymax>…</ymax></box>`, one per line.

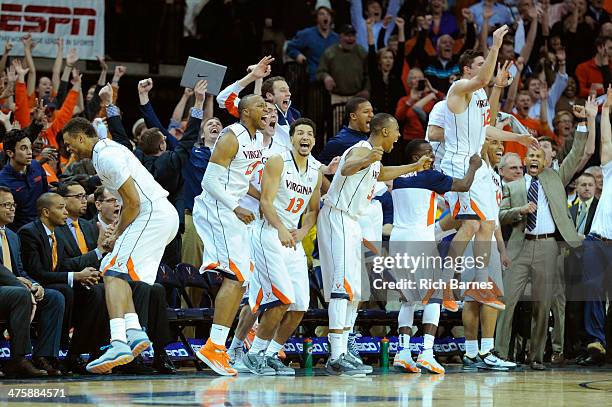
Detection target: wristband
<box><xmin>576</xmin><ymin>124</ymin><xmax>588</xmax><ymax>133</ymax></box>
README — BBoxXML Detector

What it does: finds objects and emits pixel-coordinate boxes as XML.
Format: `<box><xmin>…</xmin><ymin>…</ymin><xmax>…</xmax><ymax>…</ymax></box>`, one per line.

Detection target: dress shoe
<box><xmin>115</xmin><ymin>355</ymin><xmax>155</xmax><ymax>375</ymax></box>
<box><xmin>577</xmin><ymin>355</ymin><xmax>605</xmax><ymax>366</ymax></box>
<box><xmin>3</xmin><ymin>357</ymin><xmax>47</xmax><ymax>378</ymax></box>
<box><xmin>153</xmin><ymin>351</ymin><xmax>177</xmax><ymax>374</ymax></box>
<box><xmin>66</xmin><ymin>355</ymin><xmax>89</xmax><ymax>375</ymax></box>
<box><xmin>530</xmin><ymin>361</ymin><xmax>546</xmax><ymax>371</ymax></box>
<box><xmin>33</xmin><ymin>357</ymin><xmax>62</xmax><ymax>376</ymax></box>
<box><xmin>551</xmin><ymin>352</ymin><xmax>565</xmax><ymax>366</ymax></box>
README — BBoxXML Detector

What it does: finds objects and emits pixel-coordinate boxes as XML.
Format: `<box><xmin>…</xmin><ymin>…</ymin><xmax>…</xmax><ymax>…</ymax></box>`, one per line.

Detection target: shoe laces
<box><xmin>347</xmin><ymin>335</ymin><xmax>359</xmax><ymax>357</ymax></box>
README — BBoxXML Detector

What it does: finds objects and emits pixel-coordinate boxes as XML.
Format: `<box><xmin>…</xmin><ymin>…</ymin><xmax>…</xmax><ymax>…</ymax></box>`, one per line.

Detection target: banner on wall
<box><xmin>0</xmin><ymin>0</ymin><xmax>104</xmax><ymax>60</ymax></box>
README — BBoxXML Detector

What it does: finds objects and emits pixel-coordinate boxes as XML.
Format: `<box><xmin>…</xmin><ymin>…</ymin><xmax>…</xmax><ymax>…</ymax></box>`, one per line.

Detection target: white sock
<box><xmin>423</xmin><ymin>334</ymin><xmax>435</xmax><ymax>351</ymax></box>
<box><xmin>398</xmin><ymin>333</ymin><xmax>411</xmax><ymax>352</ymax></box>
<box><xmin>209</xmin><ymin>324</ymin><xmax>230</xmax><ymax>347</ymax></box>
<box><xmin>328</xmin><ymin>333</ymin><xmax>343</xmax><ymax>361</ymax></box>
<box><xmin>110</xmin><ymin>318</ymin><xmax>127</xmax><ymax>343</ymax></box>
<box><xmin>465</xmin><ymin>340</ymin><xmax>479</xmax><ymax>358</ymax></box>
<box><xmin>342</xmin><ymin>330</ymin><xmax>350</xmax><ymax>352</ymax></box>
<box><xmin>248</xmin><ymin>336</ymin><xmax>269</xmax><ymax>354</ymax></box>
<box><xmin>124</xmin><ymin>312</ymin><xmax>141</xmax><ymax>331</ymax></box>
<box><xmin>265</xmin><ymin>340</ymin><xmax>284</xmax><ymax>357</ymax></box>
<box><xmin>229</xmin><ymin>336</ymin><xmax>243</xmax><ymax>351</ymax></box>
<box><xmin>480</xmin><ymin>337</ymin><xmax>494</xmax><ymax>355</ymax></box>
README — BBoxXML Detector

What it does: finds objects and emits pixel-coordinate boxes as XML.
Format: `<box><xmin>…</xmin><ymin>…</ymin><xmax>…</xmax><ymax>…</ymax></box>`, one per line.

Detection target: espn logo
<box><xmin>0</xmin><ymin>4</ymin><xmax>96</xmax><ymax>35</ymax></box>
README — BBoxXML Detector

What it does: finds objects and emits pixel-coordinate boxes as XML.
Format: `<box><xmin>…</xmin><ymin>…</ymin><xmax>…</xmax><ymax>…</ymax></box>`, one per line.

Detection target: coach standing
<box><xmin>496</xmin><ymin>104</ymin><xmax>589</xmax><ymax>370</ymax></box>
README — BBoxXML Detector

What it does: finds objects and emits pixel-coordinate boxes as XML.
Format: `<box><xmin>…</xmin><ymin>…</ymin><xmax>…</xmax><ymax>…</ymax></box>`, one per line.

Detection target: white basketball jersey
<box><xmin>392</xmin><ymin>187</ymin><xmax>437</xmax><ymax>230</ymax></box>
<box><xmin>240</xmin><ymin>137</ymin><xmax>288</xmax><ymax>216</ymax></box>
<box><xmin>443</xmin><ymin>86</ymin><xmax>490</xmax><ymax>158</ymax></box>
<box><xmin>589</xmin><ymin>161</ymin><xmax>612</xmax><ymax>238</ymax></box>
<box><xmin>93</xmin><ymin>139</ymin><xmax>168</xmax><ymax>204</ymax></box>
<box><xmin>271</xmin><ymin>151</ymin><xmax>320</xmax><ymax>229</ymax></box>
<box><xmin>490</xmin><ymin>164</ymin><xmax>502</xmax><ymax>226</ymax></box>
<box><xmin>200</xmin><ymin>122</ymin><xmax>264</xmax><ymax>207</ymax></box>
<box><xmin>426</xmin><ymin>100</ymin><xmax>447</xmax><ymax>170</ymax></box>
<box><xmin>324</xmin><ymin>141</ymin><xmax>381</xmax><ymax>218</ymax></box>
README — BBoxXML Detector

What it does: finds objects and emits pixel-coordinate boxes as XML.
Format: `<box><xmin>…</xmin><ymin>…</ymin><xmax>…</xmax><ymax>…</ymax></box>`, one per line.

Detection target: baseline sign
<box><xmin>0</xmin><ymin>0</ymin><xmax>104</xmax><ymax>60</ymax></box>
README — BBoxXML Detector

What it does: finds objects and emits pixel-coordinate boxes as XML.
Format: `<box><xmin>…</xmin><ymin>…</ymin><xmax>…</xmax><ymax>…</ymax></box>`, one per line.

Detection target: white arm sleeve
<box><xmin>202</xmin><ymin>162</ymin><xmax>240</xmax><ymax>211</ymax></box>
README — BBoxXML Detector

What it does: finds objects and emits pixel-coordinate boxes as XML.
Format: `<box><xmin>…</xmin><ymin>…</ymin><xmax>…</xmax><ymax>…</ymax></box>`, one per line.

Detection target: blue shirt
<box><xmin>317</xmin><ymin>125</ymin><xmax>369</xmax><ymax>165</ymax></box>
<box><xmin>0</xmin><ymin>160</ymin><xmax>48</xmax><ymax>232</ymax></box>
<box><xmin>373</xmin><ymin>190</ymin><xmax>393</xmax><ymax>225</ymax></box>
<box><xmin>182</xmin><ymin>145</ymin><xmax>211</xmax><ymax>211</ymax></box>
<box><xmin>392</xmin><ymin>169</ymin><xmax>453</xmax><ymax>193</ymax></box>
<box><xmin>286</xmin><ymin>26</ymin><xmax>339</xmax><ymax>82</ymax></box>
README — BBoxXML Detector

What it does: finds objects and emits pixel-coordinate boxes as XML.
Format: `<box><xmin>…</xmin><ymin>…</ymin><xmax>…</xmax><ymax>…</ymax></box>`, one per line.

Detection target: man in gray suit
<box><xmin>496</xmin><ymin>105</ymin><xmax>590</xmax><ymax>370</ymax></box>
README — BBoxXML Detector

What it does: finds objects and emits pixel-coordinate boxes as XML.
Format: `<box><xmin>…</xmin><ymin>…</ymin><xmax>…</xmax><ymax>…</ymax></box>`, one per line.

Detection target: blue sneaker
<box><xmin>86</xmin><ymin>341</ymin><xmax>134</xmax><ymax>374</ymax></box>
<box><xmin>127</xmin><ymin>329</ymin><xmax>151</xmax><ymax>357</ymax></box>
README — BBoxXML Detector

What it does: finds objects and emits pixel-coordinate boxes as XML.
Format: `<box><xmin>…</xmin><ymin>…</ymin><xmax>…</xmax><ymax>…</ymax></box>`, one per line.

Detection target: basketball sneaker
<box><xmin>242</xmin><ymin>351</ymin><xmax>276</xmax><ymax>376</ymax></box>
<box><xmin>393</xmin><ymin>350</ymin><xmax>421</xmax><ymax>373</ymax></box>
<box><xmin>416</xmin><ymin>350</ymin><xmax>445</xmax><ymax>374</ymax></box>
<box><xmin>196</xmin><ymin>338</ymin><xmax>237</xmax><ymax>376</ymax></box>
<box><xmin>344</xmin><ymin>350</ymin><xmax>373</xmax><ymax>374</ymax></box>
<box><xmin>243</xmin><ymin>327</ymin><xmax>257</xmax><ymax>350</ymax></box>
<box><xmin>126</xmin><ymin>328</ymin><xmax>152</xmax><ymax>357</ymax></box>
<box><xmin>86</xmin><ymin>340</ymin><xmax>134</xmax><ymax>374</ymax></box>
<box><xmin>462</xmin><ymin>354</ymin><xmax>485</xmax><ymax>371</ymax></box>
<box><xmin>266</xmin><ymin>353</ymin><xmax>295</xmax><ymax>376</ymax></box>
<box><xmin>479</xmin><ymin>350</ymin><xmax>516</xmax><ymax>370</ymax></box>
<box><xmin>464</xmin><ymin>288</ymin><xmax>506</xmax><ymax>311</ymax></box>
<box><xmin>325</xmin><ymin>354</ymin><xmax>366</xmax><ymax>376</ymax></box>
<box><xmin>228</xmin><ymin>346</ymin><xmax>250</xmax><ymax>373</ymax></box>
<box><xmin>347</xmin><ymin>333</ymin><xmax>360</xmax><ymax>359</ymax></box>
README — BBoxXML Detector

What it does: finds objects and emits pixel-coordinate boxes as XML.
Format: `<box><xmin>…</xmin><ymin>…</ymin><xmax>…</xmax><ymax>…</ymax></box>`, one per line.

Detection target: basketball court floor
<box><xmin>1</xmin><ymin>366</ymin><xmax>611</xmax><ymax>406</ymax></box>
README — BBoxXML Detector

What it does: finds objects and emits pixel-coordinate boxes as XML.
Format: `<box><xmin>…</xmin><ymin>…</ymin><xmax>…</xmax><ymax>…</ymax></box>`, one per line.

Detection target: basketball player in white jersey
<box><xmin>582</xmin><ymin>85</ymin><xmax>612</xmax><ymax>362</ymax></box>
<box><xmin>62</xmin><ymin>93</ymin><xmax>179</xmax><ymax>373</ymax></box>
<box><xmin>425</xmin><ymin>100</ymin><xmax>447</xmax><ymax>171</ymax></box>
<box><xmin>390</xmin><ymin>140</ymin><xmax>481</xmax><ymax>374</ymax></box>
<box><xmin>318</xmin><ymin>113</ymin><xmax>432</xmax><ymax>375</ymax></box>
<box><xmin>192</xmin><ymin>93</ymin><xmax>269</xmax><ymax>376</ymax></box>
<box><xmin>242</xmin><ymin>118</ymin><xmax>322</xmax><ymax>375</ymax></box>
<box><xmin>439</xmin><ymin>26</ymin><xmax>537</xmax><ymax>308</ymax></box>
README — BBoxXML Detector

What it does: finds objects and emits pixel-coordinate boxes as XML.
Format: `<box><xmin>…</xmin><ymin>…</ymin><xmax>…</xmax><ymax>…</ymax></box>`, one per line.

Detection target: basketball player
<box><xmin>318</xmin><ymin>113</ymin><xmax>432</xmax><ymax>375</ymax></box>
<box><xmin>439</xmin><ymin>25</ymin><xmax>537</xmax><ymax>308</ymax></box>
<box><xmin>192</xmin><ymin>90</ymin><xmax>269</xmax><ymax>376</ymax></box>
<box><xmin>62</xmin><ymin>92</ymin><xmax>179</xmax><ymax>373</ymax></box>
<box><xmin>243</xmin><ymin>118</ymin><xmax>322</xmax><ymax>375</ymax></box>
<box><xmin>391</xmin><ymin>140</ymin><xmax>481</xmax><ymax>374</ymax></box>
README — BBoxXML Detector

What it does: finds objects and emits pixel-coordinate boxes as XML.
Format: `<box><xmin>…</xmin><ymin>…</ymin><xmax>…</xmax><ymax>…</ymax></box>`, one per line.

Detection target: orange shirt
<box><xmin>505</xmin><ymin>114</ymin><xmax>557</xmax><ymax>159</ymax></box>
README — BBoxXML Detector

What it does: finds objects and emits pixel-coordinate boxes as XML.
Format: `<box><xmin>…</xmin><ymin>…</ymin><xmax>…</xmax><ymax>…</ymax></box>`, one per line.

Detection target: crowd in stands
<box><xmin>0</xmin><ymin>0</ymin><xmax>611</xmax><ymax>377</ymax></box>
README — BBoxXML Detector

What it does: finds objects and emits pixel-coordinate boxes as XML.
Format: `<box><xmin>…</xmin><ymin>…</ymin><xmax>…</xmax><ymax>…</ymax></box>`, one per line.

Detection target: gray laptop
<box><xmin>180</xmin><ymin>56</ymin><xmax>227</xmax><ymax>95</ymax></box>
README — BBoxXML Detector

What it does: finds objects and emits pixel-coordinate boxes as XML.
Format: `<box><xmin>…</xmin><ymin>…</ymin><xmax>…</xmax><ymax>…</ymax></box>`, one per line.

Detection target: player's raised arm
<box><xmin>601</xmin><ymin>85</ymin><xmax>612</xmax><ymax>166</ymax></box>
<box><xmin>485</xmin><ymin>125</ymin><xmax>539</xmax><ymax>149</ymax></box>
<box><xmin>260</xmin><ymin>154</ymin><xmax>294</xmax><ymax>248</ymax></box>
<box><xmin>450</xmin><ymin>153</ymin><xmax>482</xmax><ymax>192</ymax></box>
<box><xmin>377</xmin><ymin>154</ymin><xmax>433</xmax><ymax>181</ymax></box>
<box><xmin>340</xmin><ymin>146</ymin><xmax>381</xmax><ymax>176</ymax></box>
<box><xmin>447</xmin><ymin>25</ymin><xmax>508</xmax><ymax>109</ymax></box>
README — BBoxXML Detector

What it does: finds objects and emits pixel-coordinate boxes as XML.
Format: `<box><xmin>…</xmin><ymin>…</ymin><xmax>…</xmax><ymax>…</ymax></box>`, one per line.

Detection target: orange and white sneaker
<box><xmin>416</xmin><ymin>350</ymin><xmax>445</xmax><ymax>374</ymax></box>
<box><xmin>196</xmin><ymin>339</ymin><xmax>237</xmax><ymax>376</ymax></box>
<box><xmin>464</xmin><ymin>288</ymin><xmax>505</xmax><ymax>311</ymax></box>
<box><xmin>442</xmin><ymin>288</ymin><xmax>458</xmax><ymax>312</ymax></box>
<box><xmin>243</xmin><ymin>327</ymin><xmax>257</xmax><ymax>350</ymax></box>
<box><xmin>393</xmin><ymin>350</ymin><xmax>421</xmax><ymax>373</ymax></box>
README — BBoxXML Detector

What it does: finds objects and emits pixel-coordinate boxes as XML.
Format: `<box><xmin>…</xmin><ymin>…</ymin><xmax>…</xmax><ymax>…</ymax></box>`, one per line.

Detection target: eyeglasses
<box><xmin>0</xmin><ymin>202</ymin><xmax>17</xmax><ymax>209</ymax></box>
<box><xmin>65</xmin><ymin>193</ymin><xmax>87</xmax><ymax>200</ymax></box>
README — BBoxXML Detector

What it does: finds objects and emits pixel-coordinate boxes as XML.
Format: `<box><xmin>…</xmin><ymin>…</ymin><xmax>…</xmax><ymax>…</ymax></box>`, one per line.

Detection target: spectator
<box><xmin>317</xmin><ymin>24</ymin><xmax>370</xmax><ymax>102</ymax></box>
<box><xmin>498</xmin><ymin>152</ymin><xmax>524</xmax><ymax>183</ymax></box>
<box><xmin>514</xmin><ymin>0</ymin><xmax>547</xmax><ymax>70</ymax></box>
<box><xmin>506</xmin><ymin>90</ymin><xmax>555</xmax><ymax>159</ymax></box>
<box><xmin>469</xmin><ymin>0</ymin><xmax>514</xmax><ymax>44</ymax></box>
<box><xmin>350</xmin><ymin>0</ymin><xmax>402</xmax><ymax>51</ymax></box>
<box><xmin>588</xmin><ymin>0</ymin><xmax>611</xmax><ymax>25</ymax></box>
<box><xmin>575</xmin><ymin>36</ymin><xmax>612</xmax><ymax>98</ymax></box>
<box><xmin>527</xmin><ymin>50</ymin><xmax>569</xmax><ymax>129</ymax></box>
<box><xmin>428</xmin><ymin>0</ymin><xmax>459</xmax><ymax>43</ymax></box>
<box><xmin>584</xmin><ymin>165</ymin><xmax>603</xmax><ymax>199</ymax></box>
<box><xmin>286</xmin><ymin>0</ymin><xmax>340</xmax><ymax>83</ymax></box>
<box><xmin>317</xmin><ymin>96</ymin><xmax>372</xmax><ymax>165</ymax></box>
<box><xmin>367</xmin><ymin>16</ymin><xmax>406</xmax><ymax>114</ymax></box>
<box><xmin>0</xmin><ymin>130</ymin><xmax>49</xmax><ymax>231</ymax></box>
<box><xmin>0</xmin><ymin>186</ymin><xmax>64</xmax><ymax>377</ymax></box>
<box><xmin>395</xmin><ymin>69</ymin><xmax>442</xmax><ymax>141</ymax></box>
<box><xmin>408</xmin><ymin>10</ymin><xmax>477</xmax><ymax>94</ymax></box>
<box><xmin>556</xmin><ymin>76</ymin><xmax>585</xmax><ymax>113</ymax></box>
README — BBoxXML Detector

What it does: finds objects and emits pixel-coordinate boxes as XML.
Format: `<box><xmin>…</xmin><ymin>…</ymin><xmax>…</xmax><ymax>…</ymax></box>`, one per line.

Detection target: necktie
<box><xmin>72</xmin><ymin>221</ymin><xmax>88</xmax><ymax>254</ymax></box>
<box><xmin>50</xmin><ymin>233</ymin><xmax>58</xmax><ymax>271</ymax></box>
<box><xmin>526</xmin><ymin>177</ymin><xmax>539</xmax><ymax>232</ymax></box>
<box><xmin>576</xmin><ymin>202</ymin><xmax>588</xmax><ymax>235</ymax></box>
<box><xmin>1</xmin><ymin>229</ymin><xmax>12</xmax><ymax>271</ymax></box>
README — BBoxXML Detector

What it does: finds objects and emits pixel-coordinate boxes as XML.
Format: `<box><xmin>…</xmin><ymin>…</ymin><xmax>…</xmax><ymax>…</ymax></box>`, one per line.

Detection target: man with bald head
<box><xmin>499</xmin><ymin>153</ymin><xmax>524</xmax><ymax>183</ymax></box>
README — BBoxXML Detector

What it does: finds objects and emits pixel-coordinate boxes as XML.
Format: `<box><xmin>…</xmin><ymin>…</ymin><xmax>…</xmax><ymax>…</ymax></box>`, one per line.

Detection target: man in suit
<box><xmin>18</xmin><ymin>192</ymin><xmax>105</xmax><ymax>374</ymax></box>
<box><xmin>0</xmin><ymin>186</ymin><xmax>64</xmax><ymax>376</ymax></box>
<box><xmin>570</xmin><ymin>173</ymin><xmax>599</xmax><ymax>237</ymax></box>
<box><xmin>496</xmin><ymin>107</ymin><xmax>589</xmax><ymax>370</ymax></box>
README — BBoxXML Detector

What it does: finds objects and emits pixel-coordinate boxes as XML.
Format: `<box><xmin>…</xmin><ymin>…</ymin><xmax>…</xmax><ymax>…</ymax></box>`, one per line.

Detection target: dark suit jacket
<box><xmin>0</xmin><ymin>226</ymin><xmax>37</xmax><ymax>284</ymax></box>
<box><xmin>0</xmin><ymin>264</ymin><xmax>24</xmax><ymax>287</ymax></box>
<box><xmin>55</xmin><ymin>218</ymin><xmax>101</xmax><ymax>271</ymax></box>
<box><xmin>570</xmin><ymin>198</ymin><xmax>599</xmax><ymax>235</ymax></box>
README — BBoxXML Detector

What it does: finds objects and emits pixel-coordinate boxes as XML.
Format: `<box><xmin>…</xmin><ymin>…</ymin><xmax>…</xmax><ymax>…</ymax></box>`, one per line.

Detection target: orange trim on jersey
<box><xmin>344</xmin><ymin>278</ymin><xmax>354</xmax><ymax>301</ymax></box>
<box><xmin>101</xmin><ymin>255</ymin><xmax>118</xmax><ymax>275</ymax></box>
<box><xmin>228</xmin><ymin>259</ymin><xmax>244</xmax><ymax>282</ymax></box>
<box><xmin>249</xmin><ymin>261</ymin><xmax>254</xmax><ymax>273</ymax></box>
<box><xmin>271</xmin><ymin>285</ymin><xmax>292</xmax><ymax>305</ymax></box>
<box><xmin>252</xmin><ymin>288</ymin><xmax>264</xmax><ymax>313</ymax></box>
<box><xmin>452</xmin><ymin>201</ymin><xmax>461</xmax><ymax>219</ymax></box>
<box><xmin>362</xmin><ymin>238</ymin><xmax>378</xmax><ymax>255</ymax></box>
<box><xmin>225</xmin><ymin>92</ymin><xmax>239</xmax><ymax>118</ymax></box>
<box><xmin>204</xmin><ymin>262</ymin><xmax>220</xmax><ymax>271</ymax></box>
<box><xmin>427</xmin><ymin>192</ymin><xmax>436</xmax><ymax>226</ymax></box>
<box><xmin>469</xmin><ymin>199</ymin><xmax>486</xmax><ymax>220</ymax></box>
